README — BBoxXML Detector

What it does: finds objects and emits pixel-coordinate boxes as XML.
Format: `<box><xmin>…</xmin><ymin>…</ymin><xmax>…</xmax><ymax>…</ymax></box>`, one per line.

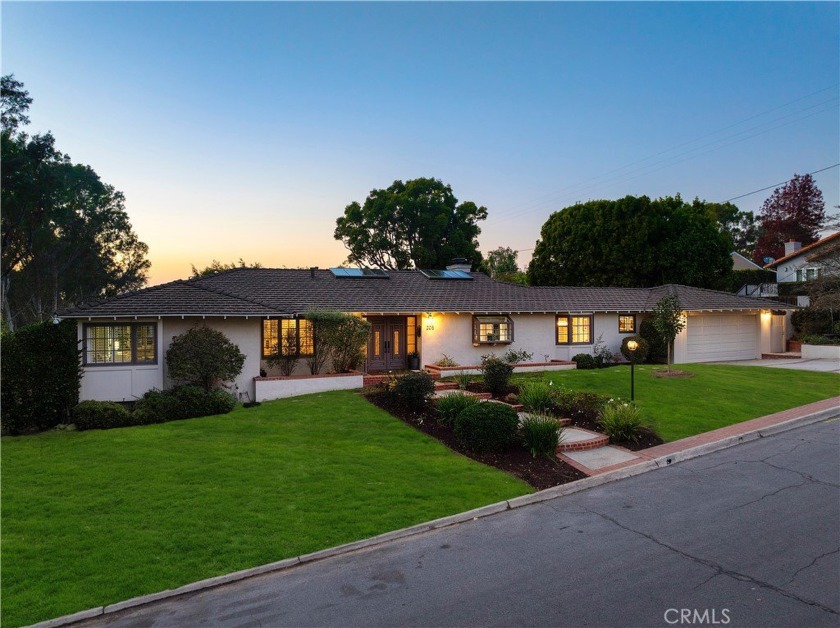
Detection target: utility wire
<box><xmin>723</xmin><ymin>163</ymin><xmax>840</xmax><ymax>202</ymax></box>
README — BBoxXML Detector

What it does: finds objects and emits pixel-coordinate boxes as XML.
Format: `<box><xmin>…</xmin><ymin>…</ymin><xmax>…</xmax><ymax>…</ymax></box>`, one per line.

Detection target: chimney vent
<box><xmin>784</xmin><ymin>241</ymin><xmax>802</xmax><ymax>257</ymax></box>
<box><xmin>446</xmin><ymin>257</ymin><xmax>472</xmax><ymax>272</ymax></box>
<box><xmin>310</xmin><ymin>266</ymin><xmax>318</xmax><ymax>278</ymax></box>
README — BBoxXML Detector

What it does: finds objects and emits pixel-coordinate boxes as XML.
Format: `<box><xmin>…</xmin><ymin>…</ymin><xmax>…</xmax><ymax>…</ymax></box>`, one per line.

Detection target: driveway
<box><xmin>716</xmin><ymin>358</ymin><xmax>840</xmax><ymax>373</ymax></box>
<box><xmin>82</xmin><ymin>419</ymin><xmax>840</xmax><ymax>628</ymax></box>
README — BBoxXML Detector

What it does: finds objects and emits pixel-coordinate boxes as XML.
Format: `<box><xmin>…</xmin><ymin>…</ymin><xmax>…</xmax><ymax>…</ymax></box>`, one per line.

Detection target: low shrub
<box><xmin>553</xmin><ymin>388</ymin><xmax>610</xmax><ymax>422</ymax></box>
<box><xmin>454</xmin><ymin>403</ymin><xmax>519</xmax><ymax>453</ymax></box>
<box><xmin>434</xmin><ymin>354</ymin><xmax>458</xmax><ymax>367</ymax></box>
<box><xmin>521</xmin><ymin>413</ymin><xmax>562</xmax><ymax>457</ymax></box>
<box><xmin>133</xmin><ymin>387</ymin><xmax>236</xmax><ymax>424</ymax></box>
<box><xmin>390</xmin><ymin>371</ymin><xmax>435</xmax><ymax>411</ymax></box>
<box><xmin>791</xmin><ymin>308</ymin><xmax>835</xmax><ymax>338</ymax></box>
<box><xmin>503</xmin><ymin>348</ymin><xmax>533</xmax><ymax>364</ymax></box>
<box><xmin>599</xmin><ymin>400</ymin><xmax>645</xmax><ymax>444</ymax></box>
<box><xmin>802</xmin><ymin>335</ymin><xmax>840</xmax><ymax>346</ymax></box>
<box><xmin>518</xmin><ymin>381</ymin><xmax>556</xmax><ymax>414</ymax></box>
<box><xmin>73</xmin><ymin>401</ymin><xmax>136</xmax><ymax>431</ymax></box>
<box><xmin>620</xmin><ymin>336</ymin><xmax>649</xmax><ymax>363</ymax></box>
<box><xmin>481</xmin><ymin>356</ymin><xmax>514</xmax><ymax>397</ymax></box>
<box><xmin>592</xmin><ymin>334</ymin><xmax>613</xmax><ymax>368</ymax></box>
<box><xmin>435</xmin><ymin>392</ymin><xmax>480</xmax><ymax>426</ymax></box>
<box><xmin>572</xmin><ymin>353</ymin><xmax>597</xmax><ymax>370</ymax></box>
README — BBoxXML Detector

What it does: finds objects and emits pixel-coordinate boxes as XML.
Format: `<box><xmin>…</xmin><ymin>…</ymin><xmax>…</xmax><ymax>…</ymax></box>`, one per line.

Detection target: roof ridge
<box><xmin>68</xmin><ymin>278</ymin><xmax>189</xmax><ymax>311</ymax></box>
<box><xmin>764</xmin><ymin>231</ymin><xmax>840</xmax><ymax>268</ymax></box>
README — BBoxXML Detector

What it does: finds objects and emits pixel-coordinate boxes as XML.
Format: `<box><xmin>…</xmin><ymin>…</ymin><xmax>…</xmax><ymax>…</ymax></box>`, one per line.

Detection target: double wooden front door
<box><xmin>367</xmin><ymin>317</ymin><xmax>407</xmax><ymax>371</ymax></box>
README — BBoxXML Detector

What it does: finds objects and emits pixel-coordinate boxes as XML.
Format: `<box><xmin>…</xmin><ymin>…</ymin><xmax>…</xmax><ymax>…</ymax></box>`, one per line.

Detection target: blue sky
<box><xmin>3</xmin><ymin>2</ymin><xmax>838</xmax><ymax>284</ymax></box>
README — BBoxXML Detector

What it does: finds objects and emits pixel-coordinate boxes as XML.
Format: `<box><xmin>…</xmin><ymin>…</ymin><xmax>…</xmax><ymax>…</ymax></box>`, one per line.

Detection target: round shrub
<box><xmin>391</xmin><ymin>371</ymin><xmax>435</xmax><ymax>411</ymax></box>
<box><xmin>435</xmin><ymin>392</ymin><xmax>481</xmax><ymax>426</ymax></box>
<box><xmin>620</xmin><ymin>336</ymin><xmax>649</xmax><ymax>363</ymax></box>
<box><xmin>73</xmin><ymin>401</ymin><xmax>134</xmax><ymax>431</ymax></box>
<box><xmin>133</xmin><ymin>389</ymin><xmax>186</xmax><ymax>423</ymax></box>
<box><xmin>521</xmin><ymin>413</ymin><xmax>562</xmax><ymax>457</ymax></box>
<box><xmin>134</xmin><ymin>387</ymin><xmax>237</xmax><ymax>423</ymax></box>
<box><xmin>481</xmin><ymin>357</ymin><xmax>514</xmax><ymax>397</ymax></box>
<box><xmin>454</xmin><ymin>402</ymin><xmax>519</xmax><ymax>453</ymax></box>
<box><xmin>572</xmin><ymin>353</ymin><xmax>597</xmax><ymax>370</ymax></box>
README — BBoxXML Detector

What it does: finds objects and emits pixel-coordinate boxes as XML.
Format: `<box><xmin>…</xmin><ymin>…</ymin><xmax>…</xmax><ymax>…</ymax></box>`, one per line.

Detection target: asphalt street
<box><xmin>84</xmin><ymin>419</ymin><xmax>840</xmax><ymax>628</ymax></box>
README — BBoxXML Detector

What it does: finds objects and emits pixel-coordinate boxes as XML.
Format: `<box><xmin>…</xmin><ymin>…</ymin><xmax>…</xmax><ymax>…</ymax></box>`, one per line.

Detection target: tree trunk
<box><xmin>667</xmin><ymin>342</ymin><xmax>671</xmax><ymax>373</ymax></box>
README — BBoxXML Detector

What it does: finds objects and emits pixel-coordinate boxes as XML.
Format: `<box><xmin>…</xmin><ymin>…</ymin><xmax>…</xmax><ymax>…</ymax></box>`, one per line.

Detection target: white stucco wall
<box><xmin>801</xmin><ymin>343</ymin><xmax>840</xmax><ymax>360</ymax></box>
<box><xmin>419</xmin><ymin>312</ymin><xmax>640</xmax><ymax>367</ymax></box>
<box><xmin>254</xmin><ymin>373</ymin><xmax>364</xmax><ymax>401</ymax></box>
<box><xmin>78</xmin><ymin>319</ymin><xmax>165</xmax><ymax>402</ymax></box>
<box><xmin>79</xmin><ymin>317</ymin><xmax>262</xmax><ymax>402</ymax></box>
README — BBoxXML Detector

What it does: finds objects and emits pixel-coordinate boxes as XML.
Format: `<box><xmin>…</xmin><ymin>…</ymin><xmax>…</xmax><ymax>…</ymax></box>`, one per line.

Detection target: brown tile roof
<box><xmin>61</xmin><ymin>269</ymin><xmax>794</xmax><ymax>318</ymax></box>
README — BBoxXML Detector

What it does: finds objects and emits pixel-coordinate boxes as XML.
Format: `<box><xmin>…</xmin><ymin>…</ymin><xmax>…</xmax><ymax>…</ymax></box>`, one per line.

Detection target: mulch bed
<box><xmin>651</xmin><ymin>369</ymin><xmax>695</xmax><ymax>379</ymax></box>
<box><xmin>364</xmin><ymin>391</ymin><xmax>586</xmax><ymax>491</ymax></box>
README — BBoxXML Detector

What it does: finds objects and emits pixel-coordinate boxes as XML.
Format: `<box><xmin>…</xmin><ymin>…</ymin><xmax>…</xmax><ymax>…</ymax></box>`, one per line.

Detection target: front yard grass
<box><xmin>2</xmin><ymin>390</ymin><xmax>529</xmax><ymax>627</ymax></box>
<box><xmin>513</xmin><ymin>363</ymin><xmax>839</xmax><ymax>442</ymax></box>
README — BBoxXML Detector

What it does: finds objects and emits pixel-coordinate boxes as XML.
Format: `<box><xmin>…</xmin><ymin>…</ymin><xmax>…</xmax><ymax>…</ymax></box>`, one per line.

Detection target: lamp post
<box><xmin>627</xmin><ymin>339</ymin><xmax>638</xmax><ymax>401</ymax></box>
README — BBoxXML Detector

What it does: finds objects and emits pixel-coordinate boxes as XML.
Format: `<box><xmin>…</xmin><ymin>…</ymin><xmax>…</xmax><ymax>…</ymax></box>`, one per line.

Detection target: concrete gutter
<box><xmin>28</xmin><ymin>396</ymin><xmax>840</xmax><ymax>628</ymax></box>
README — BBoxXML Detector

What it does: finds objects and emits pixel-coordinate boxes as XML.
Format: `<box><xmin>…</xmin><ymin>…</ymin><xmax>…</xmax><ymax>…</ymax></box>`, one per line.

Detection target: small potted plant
<box><xmin>407</xmin><ymin>351</ymin><xmax>420</xmax><ymax>370</ymax></box>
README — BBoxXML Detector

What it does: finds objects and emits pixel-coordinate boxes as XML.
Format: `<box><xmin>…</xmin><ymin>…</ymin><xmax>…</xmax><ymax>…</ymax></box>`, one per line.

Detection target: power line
<box><xmin>723</xmin><ymin>163</ymin><xmax>840</xmax><ymax>202</ymax></box>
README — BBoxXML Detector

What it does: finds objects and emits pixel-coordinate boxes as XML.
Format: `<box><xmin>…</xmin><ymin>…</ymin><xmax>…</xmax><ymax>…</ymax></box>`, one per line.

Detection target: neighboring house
<box><xmin>765</xmin><ymin>232</ymin><xmax>840</xmax><ymax>284</ymax></box>
<box><xmin>61</xmin><ymin>266</ymin><xmax>793</xmax><ymax>402</ymax></box>
<box><xmin>731</xmin><ymin>251</ymin><xmax>763</xmax><ymax>271</ymax></box>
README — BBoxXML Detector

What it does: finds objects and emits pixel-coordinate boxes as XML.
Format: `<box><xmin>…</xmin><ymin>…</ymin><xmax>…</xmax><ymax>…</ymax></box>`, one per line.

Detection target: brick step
<box><xmin>434</xmin><ymin>381</ymin><xmax>460</xmax><ymax>391</ymax></box>
<box><xmin>556</xmin><ymin>427</ymin><xmax>609</xmax><ymax>452</ymax></box>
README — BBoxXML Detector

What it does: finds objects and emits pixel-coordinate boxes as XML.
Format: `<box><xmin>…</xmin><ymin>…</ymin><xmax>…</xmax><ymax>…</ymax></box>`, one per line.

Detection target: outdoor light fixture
<box><xmin>627</xmin><ymin>339</ymin><xmax>639</xmax><ymax>401</ymax></box>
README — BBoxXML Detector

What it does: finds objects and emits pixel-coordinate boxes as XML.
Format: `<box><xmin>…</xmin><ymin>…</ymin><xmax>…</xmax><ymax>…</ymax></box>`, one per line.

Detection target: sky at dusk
<box><xmin>3</xmin><ymin>2</ymin><xmax>838</xmax><ymax>285</ymax></box>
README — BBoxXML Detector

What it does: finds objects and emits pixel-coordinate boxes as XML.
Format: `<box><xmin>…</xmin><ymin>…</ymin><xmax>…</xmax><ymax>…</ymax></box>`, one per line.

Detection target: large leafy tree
<box><xmin>753</xmin><ymin>174</ymin><xmax>825</xmax><ymax>264</ymax></box>
<box><xmin>527</xmin><ymin>195</ymin><xmax>733</xmax><ymax>288</ymax></box>
<box><xmin>334</xmin><ymin>177</ymin><xmax>487</xmax><ymax>269</ymax></box>
<box><xmin>1</xmin><ymin>75</ymin><xmax>149</xmax><ymax>329</ymax></box>
<box><xmin>701</xmin><ymin>200</ymin><xmax>759</xmax><ymax>258</ymax></box>
<box><xmin>481</xmin><ymin>246</ymin><xmax>527</xmax><ymax>284</ymax></box>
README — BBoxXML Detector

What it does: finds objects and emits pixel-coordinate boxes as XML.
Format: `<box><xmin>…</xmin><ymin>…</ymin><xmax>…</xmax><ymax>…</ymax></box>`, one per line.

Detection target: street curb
<box><xmin>28</xmin><ymin>405</ymin><xmax>838</xmax><ymax>628</ymax></box>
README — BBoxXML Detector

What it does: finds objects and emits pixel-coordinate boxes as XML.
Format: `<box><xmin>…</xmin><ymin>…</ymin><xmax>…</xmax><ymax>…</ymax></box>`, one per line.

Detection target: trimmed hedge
<box><xmin>134</xmin><ymin>386</ymin><xmax>236</xmax><ymax>424</ymax></box>
<box><xmin>454</xmin><ymin>403</ymin><xmax>519</xmax><ymax>453</ymax></box>
<box><xmin>572</xmin><ymin>353</ymin><xmax>597</xmax><ymax>370</ymax></box>
<box><xmin>389</xmin><ymin>372</ymin><xmax>435</xmax><ymax>412</ymax></box>
<box><xmin>74</xmin><ymin>401</ymin><xmax>136</xmax><ymax>431</ymax></box>
<box><xmin>1</xmin><ymin>321</ymin><xmax>82</xmax><ymax>434</ymax></box>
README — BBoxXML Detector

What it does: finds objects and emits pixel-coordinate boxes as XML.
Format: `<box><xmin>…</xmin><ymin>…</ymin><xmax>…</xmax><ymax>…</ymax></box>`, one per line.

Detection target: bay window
<box><xmin>473</xmin><ymin>316</ymin><xmax>513</xmax><ymax>344</ymax></box>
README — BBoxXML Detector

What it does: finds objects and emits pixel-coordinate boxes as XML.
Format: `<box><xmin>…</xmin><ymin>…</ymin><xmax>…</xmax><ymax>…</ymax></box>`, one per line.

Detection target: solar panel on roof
<box><xmin>418</xmin><ymin>269</ymin><xmax>473</xmax><ymax>280</ymax></box>
<box><xmin>329</xmin><ymin>268</ymin><xmax>389</xmax><ymax>278</ymax></box>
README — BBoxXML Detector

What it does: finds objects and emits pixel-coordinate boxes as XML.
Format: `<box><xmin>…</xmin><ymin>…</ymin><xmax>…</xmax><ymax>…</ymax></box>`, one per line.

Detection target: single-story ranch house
<box><xmin>61</xmin><ymin>263</ymin><xmax>793</xmax><ymax>403</ymax></box>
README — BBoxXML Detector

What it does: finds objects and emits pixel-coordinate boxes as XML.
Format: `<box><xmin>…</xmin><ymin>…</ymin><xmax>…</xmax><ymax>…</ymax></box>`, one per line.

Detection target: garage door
<box><xmin>686</xmin><ymin>313</ymin><xmax>758</xmax><ymax>362</ymax></box>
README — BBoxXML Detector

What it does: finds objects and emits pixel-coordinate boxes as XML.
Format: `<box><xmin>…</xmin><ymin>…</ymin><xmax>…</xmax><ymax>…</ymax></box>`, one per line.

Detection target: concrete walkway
<box><xmin>76</xmin><ymin>419</ymin><xmax>840</xmax><ymax>628</ymax></box>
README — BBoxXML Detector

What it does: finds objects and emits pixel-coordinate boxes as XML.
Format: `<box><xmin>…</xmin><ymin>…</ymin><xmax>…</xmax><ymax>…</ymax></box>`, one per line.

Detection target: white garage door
<box><xmin>686</xmin><ymin>313</ymin><xmax>758</xmax><ymax>362</ymax></box>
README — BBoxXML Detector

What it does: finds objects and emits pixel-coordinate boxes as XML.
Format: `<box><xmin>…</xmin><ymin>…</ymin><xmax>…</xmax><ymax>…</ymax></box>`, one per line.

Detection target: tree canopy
<box><xmin>190</xmin><ymin>258</ymin><xmax>262</xmax><ymax>278</ymax></box>
<box><xmin>701</xmin><ymin>200</ymin><xmax>758</xmax><ymax>258</ymax></box>
<box><xmin>334</xmin><ymin>178</ymin><xmax>487</xmax><ymax>270</ymax></box>
<box><xmin>481</xmin><ymin>246</ymin><xmax>528</xmax><ymax>284</ymax></box>
<box><xmin>753</xmin><ymin>174</ymin><xmax>825</xmax><ymax>264</ymax></box>
<box><xmin>526</xmin><ymin>195</ymin><xmax>733</xmax><ymax>288</ymax></box>
<box><xmin>1</xmin><ymin>75</ymin><xmax>149</xmax><ymax>329</ymax></box>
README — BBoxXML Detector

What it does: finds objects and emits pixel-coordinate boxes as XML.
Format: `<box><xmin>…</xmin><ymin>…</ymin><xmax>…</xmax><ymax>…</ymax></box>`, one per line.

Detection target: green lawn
<box><xmin>514</xmin><ymin>363</ymin><xmax>840</xmax><ymax>442</ymax></box>
<box><xmin>2</xmin><ymin>391</ymin><xmax>529</xmax><ymax>627</ymax></box>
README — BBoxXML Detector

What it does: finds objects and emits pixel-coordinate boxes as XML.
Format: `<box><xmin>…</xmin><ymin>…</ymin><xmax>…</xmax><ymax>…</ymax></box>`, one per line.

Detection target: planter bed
<box><xmin>425</xmin><ymin>361</ymin><xmax>576</xmax><ymax>377</ymax></box>
<box><xmin>363</xmin><ymin>391</ymin><xmax>585</xmax><ymax>490</ymax></box>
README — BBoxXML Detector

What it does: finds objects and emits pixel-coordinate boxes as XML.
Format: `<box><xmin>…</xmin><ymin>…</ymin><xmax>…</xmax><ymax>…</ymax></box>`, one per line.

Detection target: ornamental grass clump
<box><xmin>521</xmin><ymin>413</ymin><xmax>563</xmax><ymax>458</ymax></box>
<box><xmin>517</xmin><ymin>381</ymin><xmax>556</xmax><ymax>414</ymax></box>
<box><xmin>435</xmin><ymin>392</ymin><xmax>480</xmax><ymax>427</ymax></box>
<box><xmin>599</xmin><ymin>400</ymin><xmax>645</xmax><ymax>444</ymax></box>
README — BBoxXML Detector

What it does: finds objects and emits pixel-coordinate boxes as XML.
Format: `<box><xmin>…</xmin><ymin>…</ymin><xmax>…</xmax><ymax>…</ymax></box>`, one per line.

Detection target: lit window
<box><xmin>84</xmin><ymin>324</ymin><xmax>156</xmax><ymax>365</ymax></box>
<box><xmin>618</xmin><ymin>315</ymin><xmax>636</xmax><ymax>333</ymax></box>
<box><xmin>406</xmin><ymin>316</ymin><xmax>417</xmax><ymax>354</ymax></box>
<box><xmin>556</xmin><ymin>315</ymin><xmax>592</xmax><ymax>344</ymax></box>
<box><xmin>473</xmin><ymin>316</ymin><xmax>513</xmax><ymax>344</ymax></box>
<box><xmin>263</xmin><ymin>319</ymin><xmax>315</xmax><ymax>357</ymax></box>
